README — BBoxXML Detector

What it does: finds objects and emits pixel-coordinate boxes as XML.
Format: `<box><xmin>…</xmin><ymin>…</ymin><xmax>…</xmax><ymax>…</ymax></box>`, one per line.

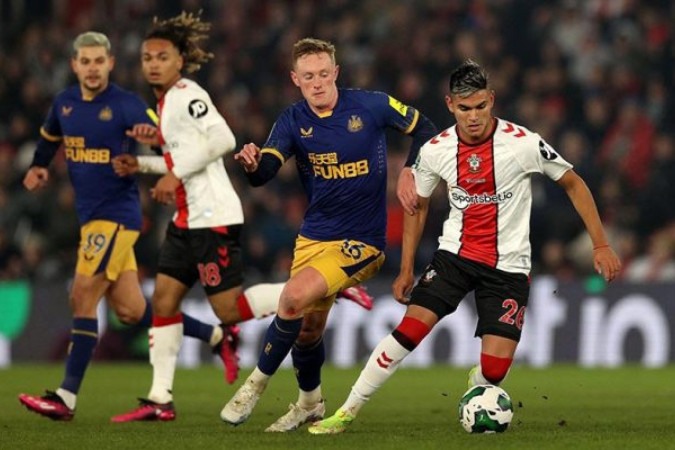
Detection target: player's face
<box><xmin>446</xmin><ymin>89</ymin><xmax>495</xmax><ymax>143</ymax></box>
<box><xmin>291</xmin><ymin>52</ymin><xmax>339</xmax><ymax>114</ymax></box>
<box><xmin>71</xmin><ymin>46</ymin><xmax>114</xmax><ymax>97</ymax></box>
<box><xmin>141</xmin><ymin>38</ymin><xmax>183</xmax><ymax>94</ymax></box>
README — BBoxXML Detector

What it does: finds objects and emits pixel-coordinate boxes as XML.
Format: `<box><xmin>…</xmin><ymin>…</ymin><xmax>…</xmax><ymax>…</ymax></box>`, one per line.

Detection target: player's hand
<box><xmin>23</xmin><ymin>167</ymin><xmax>49</xmax><ymax>191</ymax></box>
<box><xmin>392</xmin><ymin>270</ymin><xmax>415</xmax><ymax>305</ymax></box>
<box><xmin>151</xmin><ymin>172</ymin><xmax>180</xmax><ymax>205</ymax></box>
<box><xmin>126</xmin><ymin>123</ymin><xmax>160</xmax><ymax>146</ymax></box>
<box><xmin>112</xmin><ymin>154</ymin><xmax>139</xmax><ymax>176</ymax></box>
<box><xmin>593</xmin><ymin>245</ymin><xmax>622</xmax><ymax>282</ymax></box>
<box><xmin>234</xmin><ymin>143</ymin><xmax>262</xmax><ymax>172</ymax></box>
<box><xmin>397</xmin><ymin>167</ymin><xmax>418</xmax><ymax>215</ymax></box>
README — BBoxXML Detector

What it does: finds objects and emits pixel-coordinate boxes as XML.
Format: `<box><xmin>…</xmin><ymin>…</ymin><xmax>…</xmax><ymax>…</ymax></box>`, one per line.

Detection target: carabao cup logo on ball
<box><xmin>458</xmin><ymin>385</ymin><xmax>514</xmax><ymax>433</ymax></box>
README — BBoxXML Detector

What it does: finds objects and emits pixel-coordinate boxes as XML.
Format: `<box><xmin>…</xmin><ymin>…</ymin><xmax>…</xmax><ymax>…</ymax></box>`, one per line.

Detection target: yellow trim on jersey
<box><xmin>146</xmin><ymin>108</ymin><xmax>159</xmax><ymax>125</ymax></box>
<box><xmin>403</xmin><ymin>109</ymin><xmax>420</xmax><ymax>134</ymax></box>
<box><xmin>75</xmin><ymin>220</ymin><xmax>139</xmax><ymax>281</ymax></box>
<box><xmin>40</xmin><ymin>127</ymin><xmax>62</xmax><ymax>142</ymax></box>
<box><xmin>72</xmin><ymin>330</ymin><xmax>98</xmax><ymax>338</ymax></box>
<box><xmin>317</xmin><ymin>110</ymin><xmax>333</xmax><ymax>118</ymax></box>
<box><xmin>261</xmin><ymin>148</ymin><xmax>286</xmax><ymax>164</ymax></box>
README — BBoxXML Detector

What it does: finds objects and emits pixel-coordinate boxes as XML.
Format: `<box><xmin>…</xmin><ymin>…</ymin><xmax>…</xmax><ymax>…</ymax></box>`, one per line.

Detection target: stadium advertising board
<box><xmin>5</xmin><ymin>277</ymin><xmax>673</xmax><ymax>367</ymax></box>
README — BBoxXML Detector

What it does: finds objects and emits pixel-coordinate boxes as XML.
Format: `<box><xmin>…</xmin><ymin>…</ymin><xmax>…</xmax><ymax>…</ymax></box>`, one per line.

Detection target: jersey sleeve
<box><xmin>412</xmin><ymin>144</ymin><xmax>441</xmax><ymax>198</ymax></box>
<box><xmin>528</xmin><ymin>134</ymin><xmax>573</xmax><ymax>181</ymax></box>
<box><xmin>32</xmin><ymin>102</ymin><xmax>63</xmax><ymax>167</ymax></box>
<box><xmin>166</xmin><ymin>87</ymin><xmax>235</xmax><ymax>178</ymax></box>
<box><xmin>365</xmin><ymin>91</ymin><xmax>420</xmax><ymax>134</ymax></box>
<box><xmin>260</xmin><ymin>109</ymin><xmax>296</xmax><ymax>164</ymax></box>
<box><xmin>124</xmin><ymin>94</ymin><xmax>157</xmax><ymax>126</ymax></box>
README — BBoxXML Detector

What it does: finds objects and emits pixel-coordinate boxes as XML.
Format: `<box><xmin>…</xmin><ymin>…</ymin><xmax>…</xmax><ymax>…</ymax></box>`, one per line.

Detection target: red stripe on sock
<box><xmin>236</xmin><ymin>293</ymin><xmax>254</xmax><ymax>321</ymax></box>
<box><xmin>152</xmin><ymin>313</ymin><xmax>183</xmax><ymax>327</ymax></box>
<box><xmin>480</xmin><ymin>353</ymin><xmax>512</xmax><ymax>384</ymax></box>
<box><xmin>394</xmin><ymin>316</ymin><xmax>431</xmax><ymax>346</ymax></box>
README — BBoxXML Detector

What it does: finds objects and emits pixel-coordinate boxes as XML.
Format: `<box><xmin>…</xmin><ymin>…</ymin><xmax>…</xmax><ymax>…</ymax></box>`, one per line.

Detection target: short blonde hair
<box><xmin>73</xmin><ymin>31</ymin><xmax>111</xmax><ymax>56</ymax></box>
<box><xmin>292</xmin><ymin>38</ymin><xmax>336</xmax><ymax>68</ymax></box>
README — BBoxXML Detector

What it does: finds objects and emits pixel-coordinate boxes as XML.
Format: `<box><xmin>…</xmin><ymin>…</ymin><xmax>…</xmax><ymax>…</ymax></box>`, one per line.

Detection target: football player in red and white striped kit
<box><xmin>310</xmin><ymin>59</ymin><xmax>621</xmax><ymax>434</ymax></box>
<box><xmin>108</xmin><ymin>13</ymin><xmax>373</xmax><ymax>423</ymax></box>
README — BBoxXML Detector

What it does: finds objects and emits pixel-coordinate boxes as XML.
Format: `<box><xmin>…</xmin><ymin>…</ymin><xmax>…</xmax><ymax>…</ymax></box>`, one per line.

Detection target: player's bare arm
<box><xmin>126</xmin><ymin>123</ymin><xmax>160</xmax><ymax>146</ymax></box>
<box><xmin>556</xmin><ymin>169</ymin><xmax>621</xmax><ymax>281</ymax></box>
<box><xmin>397</xmin><ymin>167</ymin><xmax>418</xmax><ymax>216</ymax></box>
<box><xmin>23</xmin><ymin>167</ymin><xmax>49</xmax><ymax>191</ymax></box>
<box><xmin>393</xmin><ymin>195</ymin><xmax>431</xmax><ymax>304</ymax></box>
<box><xmin>112</xmin><ymin>154</ymin><xmax>140</xmax><ymax>176</ymax></box>
<box><xmin>234</xmin><ymin>143</ymin><xmax>262</xmax><ymax>172</ymax></box>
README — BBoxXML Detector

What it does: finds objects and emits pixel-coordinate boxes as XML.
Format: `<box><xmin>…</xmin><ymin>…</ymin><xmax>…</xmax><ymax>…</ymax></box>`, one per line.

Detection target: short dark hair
<box><xmin>449</xmin><ymin>59</ymin><xmax>489</xmax><ymax>97</ymax></box>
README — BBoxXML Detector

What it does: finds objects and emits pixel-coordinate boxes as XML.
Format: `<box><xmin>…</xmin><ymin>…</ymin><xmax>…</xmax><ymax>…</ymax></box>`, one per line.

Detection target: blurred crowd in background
<box><xmin>0</xmin><ymin>0</ymin><xmax>674</xmax><ymax>287</ymax></box>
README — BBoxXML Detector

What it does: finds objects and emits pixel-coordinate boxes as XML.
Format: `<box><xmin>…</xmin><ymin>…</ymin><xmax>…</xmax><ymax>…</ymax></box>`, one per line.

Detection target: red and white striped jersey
<box><xmin>413</xmin><ymin>118</ymin><xmax>572</xmax><ymax>275</ymax></box>
<box><xmin>157</xmin><ymin>78</ymin><xmax>243</xmax><ymax>229</ymax></box>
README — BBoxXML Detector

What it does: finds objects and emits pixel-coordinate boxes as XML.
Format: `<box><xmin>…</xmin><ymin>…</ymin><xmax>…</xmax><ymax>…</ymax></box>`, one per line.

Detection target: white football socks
<box><xmin>244</xmin><ymin>283</ymin><xmax>285</xmax><ymax>318</ymax></box>
<box><xmin>148</xmin><ymin>323</ymin><xmax>183</xmax><ymax>404</ymax></box>
<box><xmin>341</xmin><ymin>334</ymin><xmax>410</xmax><ymax>416</ymax></box>
<box><xmin>298</xmin><ymin>386</ymin><xmax>323</xmax><ymax>409</ymax></box>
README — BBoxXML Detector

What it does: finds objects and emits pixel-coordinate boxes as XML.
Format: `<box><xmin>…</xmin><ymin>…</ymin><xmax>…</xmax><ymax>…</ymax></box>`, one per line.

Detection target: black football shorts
<box><xmin>409</xmin><ymin>250</ymin><xmax>530</xmax><ymax>342</ymax></box>
<box><xmin>157</xmin><ymin>222</ymin><xmax>244</xmax><ymax>295</ymax></box>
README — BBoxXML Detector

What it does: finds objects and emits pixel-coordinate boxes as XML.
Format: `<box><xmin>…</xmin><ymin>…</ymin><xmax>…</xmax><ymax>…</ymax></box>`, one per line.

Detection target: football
<box><xmin>458</xmin><ymin>384</ymin><xmax>514</xmax><ymax>433</ymax></box>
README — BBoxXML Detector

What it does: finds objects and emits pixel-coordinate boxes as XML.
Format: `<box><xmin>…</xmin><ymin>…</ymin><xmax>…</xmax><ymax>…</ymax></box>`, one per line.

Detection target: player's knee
<box><xmin>114</xmin><ymin>306</ymin><xmax>141</xmax><ymax>325</ymax></box>
<box><xmin>278</xmin><ymin>287</ymin><xmax>307</xmax><ymax>318</ymax></box>
<box><xmin>480</xmin><ymin>353</ymin><xmax>513</xmax><ymax>385</ymax></box>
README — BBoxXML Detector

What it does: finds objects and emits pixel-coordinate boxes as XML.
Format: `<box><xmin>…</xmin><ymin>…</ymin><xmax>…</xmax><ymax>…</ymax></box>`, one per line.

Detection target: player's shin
<box><xmin>257</xmin><ymin>315</ymin><xmax>303</xmax><ymax>375</ymax></box>
<box><xmin>291</xmin><ymin>338</ymin><xmax>325</xmax><ymax>408</ymax></box>
<box><xmin>147</xmin><ymin>314</ymin><xmax>183</xmax><ymax>404</ymax></box>
<box><xmin>59</xmin><ymin>317</ymin><xmax>98</xmax><ymax>409</ymax></box>
<box><xmin>342</xmin><ymin>317</ymin><xmax>431</xmax><ymax>416</ymax></box>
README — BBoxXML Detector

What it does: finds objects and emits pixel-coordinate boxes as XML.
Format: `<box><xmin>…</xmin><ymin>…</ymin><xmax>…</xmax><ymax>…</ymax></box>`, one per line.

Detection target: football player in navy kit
<box><xmin>221</xmin><ymin>37</ymin><xmax>438</xmax><ymax>432</ymax></box>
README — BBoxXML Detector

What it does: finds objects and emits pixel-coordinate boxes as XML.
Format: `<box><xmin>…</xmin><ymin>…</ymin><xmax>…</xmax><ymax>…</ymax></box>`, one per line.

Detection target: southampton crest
<box><xmin>347</xmin><ymin>115</ymin><xmax>363</xmax><ymax>133</ymax></box>
<box><xmin>467</xmin><ymin>153</ymin><xmax>482</xmax><ymax>173</ymax></box>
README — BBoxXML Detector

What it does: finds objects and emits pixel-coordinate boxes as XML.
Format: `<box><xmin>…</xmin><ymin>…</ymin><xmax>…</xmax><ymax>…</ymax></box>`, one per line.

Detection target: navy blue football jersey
<box><xmin>261</xmin><ymin>89</ymin><xmax>420</xmax><ymax>249</ymax></box>
<box><xmin>36</xmin><ymin>83</ymin><xmax>155</xmax><ymax>230</ymax></box>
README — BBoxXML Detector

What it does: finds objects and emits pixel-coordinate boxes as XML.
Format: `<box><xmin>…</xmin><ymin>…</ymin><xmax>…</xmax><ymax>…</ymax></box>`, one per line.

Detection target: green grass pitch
<box><xmin>2</xmin><ymin>364</ymin><xmax>674</xmax><ymax>449</ymax></box>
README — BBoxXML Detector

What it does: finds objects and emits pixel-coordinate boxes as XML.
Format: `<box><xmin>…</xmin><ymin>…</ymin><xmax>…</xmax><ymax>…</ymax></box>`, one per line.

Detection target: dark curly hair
<box><xmin>145</xmin><ymin>11</ymin><xmax>213</xmax><ymax>74</ymax></box>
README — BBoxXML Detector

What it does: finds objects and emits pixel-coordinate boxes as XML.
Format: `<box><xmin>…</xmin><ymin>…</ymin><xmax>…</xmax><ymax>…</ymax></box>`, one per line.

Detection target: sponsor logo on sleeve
<box><xmin>539</xmin><ymin>140</ymin><xmax>559</xmax><ymax>161</ymax></box>
<box><xmin>387</xmin><ymin>95</ymin><xmax>408</xmax><ymax>117</ymax></box>
<box><xmin>188</xmin><ymin>99</ymin><xmax>208</xmax><ymax>118</ymax></box>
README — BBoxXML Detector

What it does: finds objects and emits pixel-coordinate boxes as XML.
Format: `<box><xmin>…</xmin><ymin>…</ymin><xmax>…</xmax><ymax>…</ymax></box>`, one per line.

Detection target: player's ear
<box><xmin>108</xmin><ymin>55</ymin><xmax>116</xmax><ymax>70</ymax></box>
<box><xmin>334</xmin><ymin>64</ymin><xmax>340</xmax><ymax>81</ymax></box>
<box><xmin>445</xmin><ymin>95</ymin><xmax>455</xmax><ymax>114</ymax></box>
<box><xmin>290</xmin><ymin>70</ymin><xmax>300</xmax><ymax>87</ymax></box>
